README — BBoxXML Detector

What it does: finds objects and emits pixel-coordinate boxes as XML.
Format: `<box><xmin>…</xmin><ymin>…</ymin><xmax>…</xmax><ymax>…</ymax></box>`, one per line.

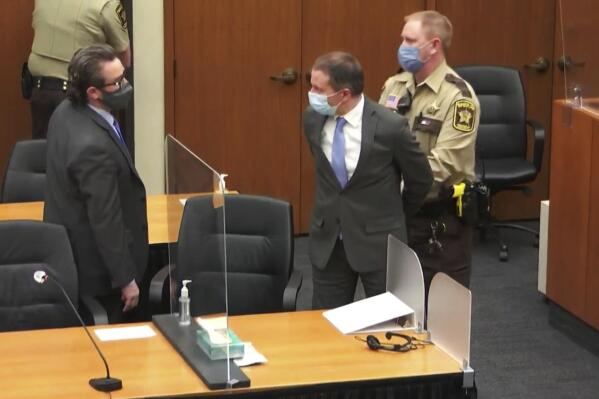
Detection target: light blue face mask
<box><xmin>308</xmin><ymin>91</ymin><xmax>340</xmax><ymax>116</ymax></box>
<box><xmin>397</xmin><ymin>41</ymin><xmax>432</xmax><ymax>73</ymax></box>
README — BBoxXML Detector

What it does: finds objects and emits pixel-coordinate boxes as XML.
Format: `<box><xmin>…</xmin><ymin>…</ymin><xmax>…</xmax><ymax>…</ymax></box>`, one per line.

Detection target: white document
<box><xmin>179</xmin><ymin>198</ymin><xmax>188</xmax><ymax>206</ymax></box>
<box><xmin>323</xmin><ymin>292</ymin><xmax>414</xmax><ymax>335</ymax></box>
<box><xmin>234</xmin><ymin>343</ymin><xmax>268</xmax><ymax>367</ymax></box>
<box><xmin>94</xmin><ymin>325</ymin><xmax>156</xmax><ymax>342</ymax></box>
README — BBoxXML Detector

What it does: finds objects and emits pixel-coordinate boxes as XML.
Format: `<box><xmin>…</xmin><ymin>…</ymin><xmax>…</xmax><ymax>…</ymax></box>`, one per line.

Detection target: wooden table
<box><xmin>0</xmin><ymin>193</ymin><xmax>196</xmax><ymax>245</ymax></box>
<box><xmin>0</xmin><ymin>311</ymin><xmax>463</xmax><ymax>399</ymax></box>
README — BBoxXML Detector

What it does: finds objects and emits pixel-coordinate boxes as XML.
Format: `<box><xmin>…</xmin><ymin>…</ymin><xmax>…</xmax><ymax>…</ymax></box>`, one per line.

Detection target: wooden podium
<box><xmin>547</xmin><ymin>100</ymin><xmax>599</xmax><ymax>331</ymax></box>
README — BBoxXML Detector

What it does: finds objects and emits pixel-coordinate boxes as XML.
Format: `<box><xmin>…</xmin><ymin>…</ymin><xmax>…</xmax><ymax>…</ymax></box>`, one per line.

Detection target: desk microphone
<box><xmin>33</xmin><ymin>270</ymin><xmax>122</xmax><ymax>392</ymax></box>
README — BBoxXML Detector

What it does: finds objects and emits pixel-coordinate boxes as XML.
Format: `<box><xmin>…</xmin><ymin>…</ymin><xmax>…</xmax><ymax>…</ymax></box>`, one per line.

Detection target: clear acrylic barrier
<box><xmin>386</xmin><ymin>234</ymin><xmax>425</xmax><ymax>331</ymax></box>
<box><xmin>427</xmin><ymin>273</ymin><xmax>471</xmax><ymax>368</ymax></box>
<box><xmin>164</xmin><ymin>134</ymin><xmax>239</xmax><ymax>387</ymax></box>
<box><xmin>557</xmin><ymin>0</ymin><xmax>599</xmax><ymax>114</ymax></box>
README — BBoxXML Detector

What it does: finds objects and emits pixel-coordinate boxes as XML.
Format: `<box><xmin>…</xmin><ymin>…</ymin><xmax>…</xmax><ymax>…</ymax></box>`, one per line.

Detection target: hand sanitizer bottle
<box><xmin>179</xmin><ymin>279</ymin><xmax>192</xmax><ymax>326</ymax></box>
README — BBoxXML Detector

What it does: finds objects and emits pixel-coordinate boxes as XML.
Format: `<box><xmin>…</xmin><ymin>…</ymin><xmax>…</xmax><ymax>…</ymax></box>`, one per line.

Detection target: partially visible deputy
<box><xmin>26</xmin><ymin>0</ymin><xmax>130</xmax><ymax>139</ymax></box>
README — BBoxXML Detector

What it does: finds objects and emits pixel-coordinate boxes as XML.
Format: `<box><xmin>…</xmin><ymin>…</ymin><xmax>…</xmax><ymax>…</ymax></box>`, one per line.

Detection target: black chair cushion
<box><xmin>475</xmin><ymin>158</ymin><xmax>537</xmax><ymax>189</ymax></box>
<box><xmin>175</xmin><ymin>194</ymin><xmax>293</xmax><ymax>316</ymax></box>
<box><xmin>2</xmin><ymin>139</ymin><xmax>47</xmax><ymax>203</ymax></box>
<box><xmin>0</xmin><ymin>221</ymin><xmax>79</xmax><ymax>331</ymax></box>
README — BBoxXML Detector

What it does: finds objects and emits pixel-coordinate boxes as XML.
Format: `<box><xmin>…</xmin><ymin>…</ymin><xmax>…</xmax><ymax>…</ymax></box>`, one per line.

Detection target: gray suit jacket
<box><xmin>303</xmin><ymin>97</ymin><xmax>432</xmax><ymax>273</ymax></box>
<box><xmin>44</xmin><ymin>99</ymin><xmax>148</xmax><ymax>297</ymax></box>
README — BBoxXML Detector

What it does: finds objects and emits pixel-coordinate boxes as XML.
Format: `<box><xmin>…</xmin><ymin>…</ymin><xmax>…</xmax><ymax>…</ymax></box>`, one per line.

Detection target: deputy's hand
<box><xmin>121</xmin><ymin>280</ymin><xmax>140</xmax><ymax>312</ymax></box>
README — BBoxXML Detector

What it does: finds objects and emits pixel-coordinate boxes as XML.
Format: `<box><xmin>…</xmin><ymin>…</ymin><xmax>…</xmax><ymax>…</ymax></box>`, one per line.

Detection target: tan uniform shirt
<box><xmin>379</xmin><ymin>60</ymin><xmax>480</xmax><ymax>199</ymax></box>
<box><xmin>28</xmin><ymin>0</ymin><xmax>129</xmax><ymax>80</ymax></box>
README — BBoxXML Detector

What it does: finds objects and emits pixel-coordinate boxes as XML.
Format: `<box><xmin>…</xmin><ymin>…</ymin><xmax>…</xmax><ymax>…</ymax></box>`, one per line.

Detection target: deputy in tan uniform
<box><xmin>27</xmin><ymin>0</ymin><xmax>130</xmax><ymax>139</ymax></box>
<box><xmin>379</xmin><ymin>10</ymin><xmax>480</xmax><ymax>295</ymax></box>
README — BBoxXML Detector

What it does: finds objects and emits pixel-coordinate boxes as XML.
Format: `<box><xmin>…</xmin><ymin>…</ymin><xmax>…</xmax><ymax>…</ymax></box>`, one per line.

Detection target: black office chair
<box><xmin>1</xmin><ymin>139</ymin><xmax>47</xmax><ymax>203</ymax></box>
<box><xmin>0</xmin><ymin>220</ymin><xmax>107</xmax><ymax>331</ymax></box>
<box><xmin>454</xmin><ymin>65</ymin><xmax>545</xmax><ymax>261</ymax></box>
<box><xmin>150</xmin><ymin>194</ymin><xmax>302</xmax><ymax>316</ymax></box>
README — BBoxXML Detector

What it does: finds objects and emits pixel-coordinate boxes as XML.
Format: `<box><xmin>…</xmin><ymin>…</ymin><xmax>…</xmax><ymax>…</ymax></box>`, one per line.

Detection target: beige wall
<box><xmin>133</xmin><ymin>0</ymin><xmax>165</xmax><ymax>194</ymax></box>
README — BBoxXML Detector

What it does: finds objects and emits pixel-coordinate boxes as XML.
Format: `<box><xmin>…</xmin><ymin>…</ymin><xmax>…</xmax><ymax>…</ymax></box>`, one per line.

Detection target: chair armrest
<box><xmin>80</xmin><ymin>295</ymin><xmax>108</xmax><ymax>325</ymax></box>
<box><xmin>149</xmin><ymin>264</ymin><xmax>175</xmax><ymax>314</ymax></box>
<box><xmin>282</xmin><ymin>269</ymin><xmax>303</xmax><ymax>311</ymax></box>
<box><xmin>526</xmin><ymin>119</ymin><xmax>545</xmax><ymax>173</ymax></box>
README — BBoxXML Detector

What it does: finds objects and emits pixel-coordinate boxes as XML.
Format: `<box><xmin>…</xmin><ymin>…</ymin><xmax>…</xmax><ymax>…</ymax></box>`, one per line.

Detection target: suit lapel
<box><xmin>82</xmin><ymin>106</ymin><xmax>140</xmax><ymax>179</ymax></box>
<box><xmin>346</xmin><ymin>98</ymin><xmax>377</xmax><ymax>189</ymax></box>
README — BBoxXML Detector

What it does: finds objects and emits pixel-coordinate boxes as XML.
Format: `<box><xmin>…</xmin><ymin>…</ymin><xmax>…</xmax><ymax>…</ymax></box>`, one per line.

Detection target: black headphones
<box><xmin>356</xmin><ymin>332</ymin><xmax>432</xmax><ymax>353</ymax></box>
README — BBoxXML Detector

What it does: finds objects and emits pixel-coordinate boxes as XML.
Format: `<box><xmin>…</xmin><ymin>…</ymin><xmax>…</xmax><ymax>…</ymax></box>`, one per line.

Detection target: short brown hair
<box><xmin>313</xmin><ymin>51</ymin><xmax>364</xmax><ymax>96</ymax></box>
<box><xmin>405</xmin><ymin>11</ymin><xmax>453</xmax><ymax>51</ymax></box>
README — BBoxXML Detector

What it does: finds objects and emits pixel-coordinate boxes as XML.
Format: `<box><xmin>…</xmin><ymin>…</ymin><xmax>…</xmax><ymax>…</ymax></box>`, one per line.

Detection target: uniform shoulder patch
<box><xmin>452</xmin><ymin>99</ymin><xmax>476</xmax><ymax>132</ymax></box>
<box><xmin>445</xmin><ymin>74</ymin><xmax>472</xmax><ymax>98</ymax></box>
<box><xmin>116</xmin><ymin>3</ymin><xmax>128</xmax><ymax>30</ymax></box>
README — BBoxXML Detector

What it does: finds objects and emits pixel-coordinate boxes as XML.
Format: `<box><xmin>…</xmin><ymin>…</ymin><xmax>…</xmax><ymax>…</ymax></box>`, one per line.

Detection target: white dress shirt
<box><xmin>321</xmin><ymin>94</ymin><xmax>364</xmax><ymax>180</ymax></box>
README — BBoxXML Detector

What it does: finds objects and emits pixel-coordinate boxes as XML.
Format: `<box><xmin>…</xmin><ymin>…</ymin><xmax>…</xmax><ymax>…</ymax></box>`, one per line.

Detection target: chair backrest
<box><xmin>0</xmin><ymin>221</ymin><xmax>79</xmax><ymax>331</ymax></box>
<box><xmin>2</xmin><ymin>139</ymin><xmax>47</xmax><ymax>203</ymax></box>
<box><xmin>454</xmin><ymin>66</ymin><xmax>526</xmax><ymax>161</ymax></box>
<box><xmin>175</xmin><ymin>194</ymin><xmax>294</xmax><ymax>316</ymax></box>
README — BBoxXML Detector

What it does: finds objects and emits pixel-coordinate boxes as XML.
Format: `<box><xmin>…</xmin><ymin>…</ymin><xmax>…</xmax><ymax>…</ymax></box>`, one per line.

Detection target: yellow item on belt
<box><xmin>452</xmin><ymin>182</ymin><xmax>466</xmax><ymax>217</ymax></box>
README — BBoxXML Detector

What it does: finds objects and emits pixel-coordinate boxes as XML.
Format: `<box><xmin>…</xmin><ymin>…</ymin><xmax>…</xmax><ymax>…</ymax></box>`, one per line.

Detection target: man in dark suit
<box><xmin>44</xmin><ymin>44</ymin><xmax>148</xmax><ymax>323</ymax></box>
<box><xmin>304</xmin><ymin>52</ymin><xmax>433</xmax><ymax>309</ymax></box>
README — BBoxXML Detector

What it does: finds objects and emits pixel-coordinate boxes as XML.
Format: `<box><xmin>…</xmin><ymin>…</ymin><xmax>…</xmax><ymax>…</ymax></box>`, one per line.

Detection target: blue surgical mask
<box><xmin>308</xmin><ymin>91</ymin><xmax>340</xmax><ymax>116</ymax></box>
<box><xmin>397</xmin><ymin>41</ymin><xmax>432</xmax><ymax>73</ymax></box>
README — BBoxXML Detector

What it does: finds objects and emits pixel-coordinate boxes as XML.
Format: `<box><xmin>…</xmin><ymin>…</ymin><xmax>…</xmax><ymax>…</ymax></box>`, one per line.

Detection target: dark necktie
<box><xmin>112</xmin><ymin>119</ymin><xmax>125</xmax><ymax>143</ymax></box>
<box><xmin>331</xmin><ymin>117</ymin><xmax>348</xmax><ymax>187</ymax></box>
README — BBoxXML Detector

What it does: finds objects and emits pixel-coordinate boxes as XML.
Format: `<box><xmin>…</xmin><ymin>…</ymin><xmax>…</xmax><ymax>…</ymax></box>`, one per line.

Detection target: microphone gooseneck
<box><xmin>34</xmin><ymin>271</ymin><xmax>122</xmax><ymax>392</ymax></box>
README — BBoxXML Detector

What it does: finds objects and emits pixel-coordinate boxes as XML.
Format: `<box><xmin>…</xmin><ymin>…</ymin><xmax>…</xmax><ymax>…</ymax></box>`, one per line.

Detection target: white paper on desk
<box><xmin>179</xmin><ymin>198</ymin><xmax>188</xmax><ymax>206</ymax></box>
<box><xmin>323</xmin><ymin>292</ymin><xmax>414</xmax><ymax>335</ymax></box>
<box><xmin>234</xmin><ymin>343</ymin><xmax>267</xmax><ymax>367</ymax></box>
<box><xmin>94</xmin><ymin>325</ymin><xmax>156</xmax><ymax>342</ymax></box>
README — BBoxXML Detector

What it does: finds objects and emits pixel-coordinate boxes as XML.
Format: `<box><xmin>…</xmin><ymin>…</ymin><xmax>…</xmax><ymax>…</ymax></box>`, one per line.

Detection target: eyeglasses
<box><xmin>103</xmin><ymin>75</ymin><xmax>126</xmax><ymax>90</ymax></box>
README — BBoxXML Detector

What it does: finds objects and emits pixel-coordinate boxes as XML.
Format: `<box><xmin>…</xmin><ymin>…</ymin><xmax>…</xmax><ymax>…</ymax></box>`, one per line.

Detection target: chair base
<box><xmin>478</xmin><ymin>221</ymin><xmax>539</xmax><ymax>262</ymax></box>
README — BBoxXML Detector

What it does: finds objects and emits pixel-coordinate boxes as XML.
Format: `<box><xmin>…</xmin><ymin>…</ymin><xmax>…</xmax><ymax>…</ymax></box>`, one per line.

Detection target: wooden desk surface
<box><xmin>0</xmin><ymin>310</ymin><xmax>462</xmax><ymax>399</ymax></box>
<box><xmin>0</xmin><ymin>193</ymin><xmax>195</xmax><ymax>245</ymax></box>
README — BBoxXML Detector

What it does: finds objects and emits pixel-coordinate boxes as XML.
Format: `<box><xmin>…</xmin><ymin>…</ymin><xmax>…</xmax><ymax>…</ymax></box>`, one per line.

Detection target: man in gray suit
<box><xmin>304</xmin><ymin>52</ymin><xmax>433</xmax><ymax>309</ymax></box>
<box><xmin>44</xmin><ymin>45</ymin><xmax>147</xmax><ymax>323</ymax></box>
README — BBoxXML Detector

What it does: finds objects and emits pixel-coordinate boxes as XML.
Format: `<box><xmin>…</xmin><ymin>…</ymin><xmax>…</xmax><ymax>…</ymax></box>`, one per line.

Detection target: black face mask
<box><xmin>101</xmin><ymin>82</ymin><xmax>133</xmax><ymax>111</ymax></box>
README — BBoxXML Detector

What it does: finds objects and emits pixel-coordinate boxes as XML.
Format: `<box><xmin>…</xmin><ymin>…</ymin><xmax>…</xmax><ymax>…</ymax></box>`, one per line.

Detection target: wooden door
<box><xmin>0</xmin><ymin>1</ymin><xmax>34</xmax><ymax>188</ymax></box>
<box><xmin>437</xmin><ymin>0</ymin><xmax>556</xmax><ymax>220</ymax></box>
<box><xmin>299</xmin><ymin>0</ymin><xmax>425</xmax><ymax>232</ymax></box>
<box><xmin>170</xmin><ymin>0</ymin><xmax>302</xmax><ymax>227</ymax></box>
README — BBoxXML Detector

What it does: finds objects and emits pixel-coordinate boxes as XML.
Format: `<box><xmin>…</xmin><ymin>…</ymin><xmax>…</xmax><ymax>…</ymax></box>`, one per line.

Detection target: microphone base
<box><xmin>89</xmin><ymin>377</ymin><xmax>122</xmax><ymax>392</ymax></box>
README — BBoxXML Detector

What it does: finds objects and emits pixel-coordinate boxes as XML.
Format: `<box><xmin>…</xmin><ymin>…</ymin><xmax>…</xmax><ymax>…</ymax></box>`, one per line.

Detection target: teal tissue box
<box><xmin>196</xmin><ymin>328</ymin><xmax>245</xmax><ymax>360</ymax></box>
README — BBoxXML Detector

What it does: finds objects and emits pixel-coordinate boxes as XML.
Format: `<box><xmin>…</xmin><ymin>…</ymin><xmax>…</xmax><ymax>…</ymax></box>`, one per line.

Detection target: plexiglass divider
<box><xmin>162</xmin><ymin>134</ymin><xmax>247</xmax><ymax>389</ymax></box>
<box><xmin>427</xmin><ymin>273</ymin><xmax>471</xmax><ymax>369</ymax></box>
<box><xmin>558</xmin><ymin>0</ymin><xmax>599</xmax><ymax>113</ymax></box>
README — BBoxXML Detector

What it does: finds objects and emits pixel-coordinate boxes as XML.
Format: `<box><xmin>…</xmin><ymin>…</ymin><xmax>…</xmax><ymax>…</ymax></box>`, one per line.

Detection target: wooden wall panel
<box><xmin>585</xmin><ymin>117</ymin><xmax>599</xmax><ymax>330</ymax></box>
<box><xmin>0</xmin><ymin>1</ymin><xmax>34</xmax><ymax>188</ymax></box>
<box><xmin>438</xmin><ymin>0</ymin><xmax>556</xmax><ymax>220</ymax></box>
<box><xmin>547</xmin><ymin>102</ymin><xmax>591</xmax><ymax>318</ymax></box>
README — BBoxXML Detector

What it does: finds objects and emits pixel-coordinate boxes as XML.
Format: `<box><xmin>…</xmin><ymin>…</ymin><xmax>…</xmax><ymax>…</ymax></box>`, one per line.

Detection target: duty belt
<box><xmin>416</xmin><ymin>198</ymin><xmax>455</xmax><ymax>218</ymax></box>
<box><xmin>35</xmin><ymin>77</ymin><xmax>69</xmax><ymax>91</ymax></box>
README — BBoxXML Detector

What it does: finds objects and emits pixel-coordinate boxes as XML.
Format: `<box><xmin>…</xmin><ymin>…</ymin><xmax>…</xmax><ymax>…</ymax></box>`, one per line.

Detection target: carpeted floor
<box><xmin>292</xmin><ymin>223</ymin><xmax>599</xmax><ymax>399</ymax></box>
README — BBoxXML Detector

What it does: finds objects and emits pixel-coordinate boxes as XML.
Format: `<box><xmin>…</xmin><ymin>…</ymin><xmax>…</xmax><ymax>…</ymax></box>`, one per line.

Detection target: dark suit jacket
<box><xmin>303</xmin><ymin>97</ymin><xmax>432</xmax><ymax>273</ymax></box>
<box><xmin>44</xmin><ymin>99</ymin><xmax>148</xmax><ymax>297</ymax></box>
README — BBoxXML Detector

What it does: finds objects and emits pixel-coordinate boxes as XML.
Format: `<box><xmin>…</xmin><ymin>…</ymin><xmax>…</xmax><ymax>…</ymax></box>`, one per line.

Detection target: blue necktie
<box><xmin>112</xmin><ymin>119</ymin><xmax>125</xmax><ymax>143</ymax></box>
<box><xmin>331</xmin><ymin>117</ymin><xmax>348</xmax><ymax>187</ymax></box>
